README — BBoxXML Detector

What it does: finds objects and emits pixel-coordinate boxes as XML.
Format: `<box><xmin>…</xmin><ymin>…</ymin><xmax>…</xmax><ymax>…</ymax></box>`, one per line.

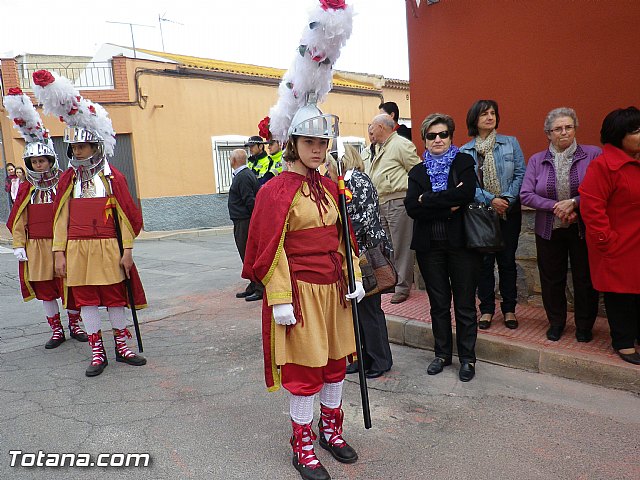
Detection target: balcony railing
<box><xmin>17</xmin><ymin>62</ymin><xmax>114</xmax><ymax>90</ymax></box>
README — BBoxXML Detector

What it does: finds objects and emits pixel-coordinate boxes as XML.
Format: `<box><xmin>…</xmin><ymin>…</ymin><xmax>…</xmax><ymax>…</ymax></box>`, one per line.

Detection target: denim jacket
<box><xmin>460</xmin><ymin>134</ymin><xmax>526</xmax><ymax>206</ymax></box>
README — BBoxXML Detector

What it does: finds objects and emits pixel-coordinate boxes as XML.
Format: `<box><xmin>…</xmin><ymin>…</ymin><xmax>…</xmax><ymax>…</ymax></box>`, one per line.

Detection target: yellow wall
<box><xmin>128</xmin><ymin>72</ymin><xmax>382</xmax><ymax>198</ymax></box>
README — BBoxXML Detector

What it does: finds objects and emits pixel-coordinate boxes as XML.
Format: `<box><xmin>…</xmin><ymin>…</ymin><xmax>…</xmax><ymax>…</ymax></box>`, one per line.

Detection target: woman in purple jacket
<box><xmin>520</xmin><ymin>107</ymin><xmax>600</xmax><ymax>343</ymax></box>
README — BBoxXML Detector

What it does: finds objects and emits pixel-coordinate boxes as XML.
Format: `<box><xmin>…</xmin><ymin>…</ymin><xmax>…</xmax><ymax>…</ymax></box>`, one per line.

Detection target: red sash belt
<box><xmin>26</xmin><ymin>203</ymin><xmax>54</xmax><ymax>239</ymax></box>
<box><xmin>68</xmin><ymin>197</ymin><xmax>117</xmax><ymax>240</ymax></box>
<box><xmin>284</xmin><ymin>226</ymin><xmax>347</xmax><ymax>327</ymax></box>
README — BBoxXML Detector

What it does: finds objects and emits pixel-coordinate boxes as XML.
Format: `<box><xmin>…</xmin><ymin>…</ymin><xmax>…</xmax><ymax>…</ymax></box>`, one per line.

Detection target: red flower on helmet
<box><xmin>32</xmin><ymin>70</ymin><xmax>55</xmax><ymax>87</ymax></box>
<box><xmin>13</xmin><ymin>118</ymin><xmax>26</xmax><ymax>127</ymax></box>
<box><xmin>319</xmin><ymin>0</ymin><xmax>346</xmax><ymax>10</ymax></box>
<box><xmin>88</xmin><ymin>105</ymin><xmax>96</xmax><ymax>115</ymax></box>
<box><xmin>68</xmin><ymin>105</ymin><xmax>78</xmax><ymax>115</ymax></box>
<box><xmin>7</xmin><ymin>87</ymin><xmax>23</xmax><ymax>95</ymax></box>
<box><xmin>258</xmin><ymin>116</ymin><xmax>272</xmax><ymax>141</ymax></box>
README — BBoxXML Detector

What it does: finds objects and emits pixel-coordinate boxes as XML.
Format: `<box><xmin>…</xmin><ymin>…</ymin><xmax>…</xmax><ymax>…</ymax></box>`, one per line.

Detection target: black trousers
<box><xmin>478</xmin><ymin>203</ymin><xmax>522</xmax><ymax>315</ymax></box>
<box><xmin>535</xmin><ymin>225</ymin><xmax>598</xmax><ymax>330</ymax></box>
<box><xmin>603</xmin><ymin>292</ymin><xmax>640</xmax><ymax>350</ymax></box>
<box><xmin>357</xmin><ymin>293</ymin><xmax>393</xmax><ymax>372</ymax></box>
<box><xmin>417</xmin><ymin>243</ymin><xmax>482</xmax><ymax>363</ymax></box>
<box><xmin>233</xmin><ymin>218</ymin><xmax>263</xmax><ymax>294</ymax></box>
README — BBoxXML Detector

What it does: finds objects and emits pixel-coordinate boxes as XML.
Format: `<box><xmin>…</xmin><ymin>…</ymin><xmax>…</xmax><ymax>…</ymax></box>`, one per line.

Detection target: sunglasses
<box><xmin>425</xmin><ymin>131</ymin><xmax>450</xmax><ymax>141</ymax></box>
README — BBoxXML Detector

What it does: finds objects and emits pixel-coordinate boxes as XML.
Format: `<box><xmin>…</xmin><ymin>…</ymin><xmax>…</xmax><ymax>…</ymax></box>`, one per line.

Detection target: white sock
<box><xmin>290</xmin><ymin>394</ymin><xmax>315</xmax><ymax>425</ymax></box>
<box><xmin>67</xmin><ymin>309</ymin><xmax>80</xmax><ymax>315</ymax></box>
<box><xmin>108</xmin><ymin>307</ymin><xmax>127</xmax><ymax>329</ymax></box>
<box><xmin>42</xmin><ymin>300</ymin><xmax>60</xmax><ymax>317</ymax></box>
<box><xmin>319</xmin><ymin>381</ymin><xmax>343</xmax><ymax>409</ymax></box>
<box><xmin>81</xmin><ymin>306</ymin><xmax>101</xmax><ymax>334</ymax></box>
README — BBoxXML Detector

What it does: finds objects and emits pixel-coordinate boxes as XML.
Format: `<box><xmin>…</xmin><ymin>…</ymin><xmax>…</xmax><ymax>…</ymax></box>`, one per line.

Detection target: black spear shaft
<box><xmin>336</xmin><ymin>161</ymin><xmax>372</xmax><ymax>429</ymax></box>
<box><xmin>109</xmin><ymin>193</ymin><xmax>144</xmax><ymax>353</ymax></box>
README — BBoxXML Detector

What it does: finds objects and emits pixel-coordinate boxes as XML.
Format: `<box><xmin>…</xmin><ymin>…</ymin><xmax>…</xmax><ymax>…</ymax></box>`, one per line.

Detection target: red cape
<box><xmin>241</xmin><ymin>171</ymin><xmax>357</xmax><ymax>391</ymax></box>
<box><xmin>6</xmin><ymin>181</ymin><xmax>35</xmax><ymax>233</ymax></box>
<box><xmin>53</xmin><ymin>164</ymin><xmax>147</xmax><ymax>310</ymax></box>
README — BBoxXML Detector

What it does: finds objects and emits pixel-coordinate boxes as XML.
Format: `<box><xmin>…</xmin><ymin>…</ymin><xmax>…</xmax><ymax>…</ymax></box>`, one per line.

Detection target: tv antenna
<box><xmin>158</xmin><ymin>13</ymin><xmax>184</xmax><ymax>52</ymax></box>
<box><xmin>106</xmin><ymin>20</ymin><xmax>155</xmax><ymax>58</ymax></box>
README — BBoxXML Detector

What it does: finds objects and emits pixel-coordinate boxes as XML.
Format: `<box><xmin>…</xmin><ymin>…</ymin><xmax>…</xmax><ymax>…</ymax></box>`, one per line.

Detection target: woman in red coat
<box><xmin>579</xmin><ymin>106</ymin><xmax>640</xmax><ymax>365</ymax></box>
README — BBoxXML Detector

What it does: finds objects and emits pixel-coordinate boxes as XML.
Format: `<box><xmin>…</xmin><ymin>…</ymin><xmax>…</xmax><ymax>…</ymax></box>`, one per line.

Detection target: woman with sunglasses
<box><xmin>460</xmin><ymin>100</ymin><xmax>526</xmax><ymax>331</ymax></box>
<box><xmin>404</xmin><ymin>113</ymin><xmax>482</xmax><ymax>382</ymax></box>
<box><xmin>520</xmin><ymin>108</ymin><xmax>600</xmax><ymax>343</ymax></box>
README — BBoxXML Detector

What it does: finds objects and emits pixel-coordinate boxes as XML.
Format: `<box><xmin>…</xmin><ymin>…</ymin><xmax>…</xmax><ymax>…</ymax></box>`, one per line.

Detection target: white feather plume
<box><xmin>3</xmin><ymin>90</ymin><xmax>49</xmax><ymax>144</ymax></box>
<box><xmin>268</xmin><ymin>2</ymin><xmax>354</xmax><ymax>141</ymax></box>
<box><xmin>32</xmin><ymin>71</ymin><xmax>116</xmax><ymax>157</ymax></box>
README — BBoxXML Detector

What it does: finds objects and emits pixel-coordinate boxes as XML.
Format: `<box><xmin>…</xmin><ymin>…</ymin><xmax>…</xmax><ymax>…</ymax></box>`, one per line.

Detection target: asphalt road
<box><xmin>1</xmin><ymin>233</ymin><xmax>639</xmax><ymax>480</ymax></box>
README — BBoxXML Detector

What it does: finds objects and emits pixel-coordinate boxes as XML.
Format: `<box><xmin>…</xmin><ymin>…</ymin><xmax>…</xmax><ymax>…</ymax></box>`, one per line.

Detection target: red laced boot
<box><xmin>45</xmin><ymin>313</ymin><xmax>66</xmax><ymax>349</ymax></box>
<box><xmin>113</xmin><ymin>328</ymin><xmax>146</xmax><ymax>366</ymax></box>
<box><xmin>86</xmin><ymin>331</ymin><xmax>108</xmax><ymax>377</ymax></box>
<box><xmin>290</xmin><ymin>420</ymin><xmax>330</xmax><ymax>480</ymax></box>
<box><xmin>67</xmin><ymin>312</ymin><xmax>88</xmax><ymax>342</ymax></box>
<box><xmin>318</xmin><ymin>404</ymin><xmax>358</xmax><ymax>464</ymax></box>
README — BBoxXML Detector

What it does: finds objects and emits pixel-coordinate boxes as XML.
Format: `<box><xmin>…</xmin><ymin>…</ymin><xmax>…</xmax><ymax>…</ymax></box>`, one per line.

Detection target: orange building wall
<box><xmin>405</xmin><ymin>0</ymin><xmax>640</xmax><ymax>159</ymax></box>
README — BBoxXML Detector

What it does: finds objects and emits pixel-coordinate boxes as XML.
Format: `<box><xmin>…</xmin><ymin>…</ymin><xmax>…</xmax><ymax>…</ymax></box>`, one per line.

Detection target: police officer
<box><xmin>245</xmin><ymin>136</ymin><xmax>276</xmax><ymax>185</ymax></box>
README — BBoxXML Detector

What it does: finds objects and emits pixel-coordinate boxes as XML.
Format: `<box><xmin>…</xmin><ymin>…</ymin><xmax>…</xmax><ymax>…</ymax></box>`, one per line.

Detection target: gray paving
<box><xmin>1</xmin><ymin>233</ymin><xmax>639</xmax><ymax>479</ymax></box>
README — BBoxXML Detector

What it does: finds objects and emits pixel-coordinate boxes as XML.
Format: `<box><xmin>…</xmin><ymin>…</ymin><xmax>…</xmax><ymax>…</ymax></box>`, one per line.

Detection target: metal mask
<box><xmin>64</xmin><ymin>126</ymin><xmax>106</xmax><ymax>181</ymax></box>
<box><xmin>23</xmin><ymin>142</ymin><xmax>60</xmax><ymax>191</ymax></box>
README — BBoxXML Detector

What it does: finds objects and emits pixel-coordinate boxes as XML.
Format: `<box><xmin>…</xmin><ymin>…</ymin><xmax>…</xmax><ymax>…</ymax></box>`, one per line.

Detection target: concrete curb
<box><xmin>387</xmin><ymin>315</ymin><xmax>640</xmax><ymax>395</ymax></box>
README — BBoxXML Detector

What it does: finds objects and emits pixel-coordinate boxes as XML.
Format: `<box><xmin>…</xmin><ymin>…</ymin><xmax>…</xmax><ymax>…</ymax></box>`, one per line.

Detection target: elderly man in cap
<box><xmin>228</xmin><ymin>149</ymin><xmax>264</xmax><ymax>302</ymax></box>
<box><xmin>246</xmin><ymin>136</ymin><xmax>277</xmax><ymax>185</ymax></box>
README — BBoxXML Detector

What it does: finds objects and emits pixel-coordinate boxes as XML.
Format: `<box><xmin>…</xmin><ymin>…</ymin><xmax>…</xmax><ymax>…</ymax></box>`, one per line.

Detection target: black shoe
<box><xmin>459</xmin><ymin>362</ymin><xmax>475</xmax><ymax>382</ymax></box>
<box><xmin>116</xmin><ymin>352</ymin><xmax>147</xmax><ymax>366</ymax></box>
<box><xmin>617</xmin><ymin>351</ymin><xmax>640</xmax><ymax>365</ymax></box>
<box><xmin>318</xmin><ymin>428</ymin><xmax>358</xmax><ymax>464</ymax></box>
<box><xmin>45</xmin><ymin>334</ymin><xmax>66</xmax><ymax>349</ymax></box>
<box><xmin>235</xmin><ymin>291</ymin><xmax>252</xmax><ymax>298</ymax></box>
<box><xmin>427</xmin><ymin>357</ymin><xmax>451</xmax><ymax>375</ymax></box>
<box><xmin>575</xmin><ymin>329</ymin><xmax>593</xmax><ymax>343</ymax></box>
<box><xmin>478</xmin><ymin>313</ymin><xmax>492</xmax><ymax>330</ymax></box>
<box><xmin>292</xmin><ymin>455</ymin><xmax>330</xmax><ymax>480</ymax></box>
<box><xmin>69</xmin><ymin>329</ymin><xmax>89</xmax><ymax>342</ymax></box>
<box><xmin>86</xmin><ymin>358</ymin><xmax>108</xmax><ymax>377</ymax></box>
<box><xmin>504</xmin><ymin>313</ymin><xmax>519</xmax><ymax>330</ymax></box>
<box><xmin>546</xmin><ymin>325</ymin><xmax>564</xmax><ymax>341</ymax></box>
<box><xmin>365</xmin><ymin>369</ymin><xmax>384</xmax><ymax>379</ymax></box>
<box><xmin>245</xmin><ymin>292</ymin><xmax>263</xmax><ymax>302</ymax></box>
<box><xmin>345</xmin><ymin>362</ymin><xmax>359</xmax><ymax>374</ymax></box>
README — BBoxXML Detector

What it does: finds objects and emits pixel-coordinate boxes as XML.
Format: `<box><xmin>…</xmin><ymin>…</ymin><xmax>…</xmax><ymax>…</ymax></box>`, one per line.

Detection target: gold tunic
<box><xmin>267</xmin><ymin>186</ymin><xmax>361</xmax><ymax>368</ymax></box>
<box><xmin>52</xmin><ymin>173</ymin><xmax>133</xmax><ymax>287</ymax></box>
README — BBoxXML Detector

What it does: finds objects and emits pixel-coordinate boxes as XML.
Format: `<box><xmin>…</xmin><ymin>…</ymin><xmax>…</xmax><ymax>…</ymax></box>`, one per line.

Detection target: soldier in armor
<box><xmin>5</xmin><ymin>87</ymin><xmax>89</xmax><ymax>349</ymax></box>
<box><xmin>32</xmin><ymin>70</ymin><xmax>147</xmax><ymax>377</ymax></box>
<box><xmin>243</xmin><ymin>101</ymin><xmax>365</xmax><ymax>480</ymax></box>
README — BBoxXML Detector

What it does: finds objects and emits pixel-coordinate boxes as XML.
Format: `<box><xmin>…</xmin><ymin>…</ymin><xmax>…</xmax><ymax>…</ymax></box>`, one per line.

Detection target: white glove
<box><xmin>13</xmin><ymin>248</ymin><xmax>28</xmax><ymax>262</ymax></box>
<box><xmin>273</xmin><ymin>303</ymin><xmax>297</xmax><ymax>326</ymax></box>
<box><xmin>345</xmin><ymin>281</ymin><xmax>365</xmax><ymax>303</ymax></box>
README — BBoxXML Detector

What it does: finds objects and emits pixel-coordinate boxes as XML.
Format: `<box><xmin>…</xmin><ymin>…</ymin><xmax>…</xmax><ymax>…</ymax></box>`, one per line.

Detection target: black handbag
<box><xmin>454</xmin><ymin>168</ymin><xmax>504</xmax><ymax>253</ymax></box>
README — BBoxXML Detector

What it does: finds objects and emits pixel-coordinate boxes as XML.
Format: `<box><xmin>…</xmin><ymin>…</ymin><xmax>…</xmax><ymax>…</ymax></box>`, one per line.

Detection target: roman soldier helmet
<box><xmin>32</xmin><ymin>70</ymin><xmax>116</xmax><ymax>182</ymax></box>
<box><xmin>2</xmin><ymin>87</ymin><xmax>60</xmax><ymax>191</ymax></box>
<box><xmin>267</xmin><ymin>0</ymin><xmax>352</xmax><ymax>143</ymax></box>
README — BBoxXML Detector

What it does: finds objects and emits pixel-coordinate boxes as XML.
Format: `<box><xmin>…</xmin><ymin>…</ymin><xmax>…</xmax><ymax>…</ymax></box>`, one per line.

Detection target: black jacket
<box><xmin>228</xmin><ymin>167</ymin><xmax>260</xmax><ymax>221</ymax></box>
<box><xmin>404</xmin><ymin>152</ymin><xmax>476</xmax><ymax>251</ymax></box>
<box><xmin>396</xmin><ymin>124</ymin><xmax>412</xmax><ymax>141</ymax></box>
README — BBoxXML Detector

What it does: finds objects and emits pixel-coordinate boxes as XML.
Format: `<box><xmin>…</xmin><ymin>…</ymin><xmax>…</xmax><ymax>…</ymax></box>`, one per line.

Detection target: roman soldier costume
<box><xmin>32</xmin><ymin>70</ymin><xmax>147</xmax><ymax>377</ymax></box>
<box><xmin>4</xmin><ymin>87</ymin><xmax>88</xmax><ymax>349</ymax></box>
<box><xmin>242</xmin><ymin>3</ymin><xmax>361</xmax><ymax>479</ymax></box>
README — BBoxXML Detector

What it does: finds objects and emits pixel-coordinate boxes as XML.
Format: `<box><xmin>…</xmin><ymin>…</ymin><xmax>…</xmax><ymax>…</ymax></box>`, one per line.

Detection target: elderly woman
<box><xmin>326</xmin><ymin>145</ymin><xmax>394</xmax><ymax>378</ymax></box>
<box><xmin>579</xmin><ymin>107</ymin><xmax>640</xmax><ymax>365</ymax></box>
<box><xmin>461</xmin><ymin>100</ymin><xmax>526</xmax><ymax>330</ymax></box>
<box><xmin>404</xmin><ymin>113</ymin><xmax>482</xmax><ymax>382</ymax></box>
<box><xmin>520</xmin><ymin>108</ymin><xmax>600</xmax><ymax>342</ymax></box>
